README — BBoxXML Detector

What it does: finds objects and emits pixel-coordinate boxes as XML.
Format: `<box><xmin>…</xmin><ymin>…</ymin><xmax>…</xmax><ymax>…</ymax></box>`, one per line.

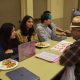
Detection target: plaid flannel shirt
<box><xmin>60</xmin><ymin>39</ymin><xmax>80</xmax><ymax>66</ymax></box>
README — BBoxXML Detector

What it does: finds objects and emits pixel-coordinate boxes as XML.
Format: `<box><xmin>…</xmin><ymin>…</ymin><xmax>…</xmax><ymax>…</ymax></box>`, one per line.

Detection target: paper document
<box><xmin>35</xmin><ymin>52</ymin><xmax>59</xmax><ymax>62</ymax></box>
<box><xmin>51</xmin><ymin>40</ymin><xmax>72</xmax><ymax>52</ymax></box>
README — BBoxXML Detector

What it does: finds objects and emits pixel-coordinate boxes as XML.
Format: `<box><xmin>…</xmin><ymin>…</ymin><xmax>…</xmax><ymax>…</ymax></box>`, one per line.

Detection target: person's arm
<box><xmin>0</xmin><ymin>47</ymin><xmax>12</xmax><ymax>61</ymax></box>
<box><xmin>51</xmin><ymin>31</ymin><xmax>66</xmax><ymax>41</ymax></box>
<box><xmin>51</xmin><ymin>23</ymin><xmax>64</xmax><ymax>32</ymax></box>
<box><xmin>11</xmin><ymin>38</ymin><xmax>20</xmax><ymax>54</ymax></box>
<box><xmin>56</xmin><ymin>26</ymin><xmax>64</xmax><ymax>32</ymax></box>
<box><xmin>60</xmin><ymin>41</ymin><xmax>80</xmax><ymax>66</ymax></box>
<box><xmin>51</xmin><ymin>23</ymin><xmax>67</xmax><ymax>36</ymax></box>
<box><xmin>50</xmin><ymin>23</ymin><xmax>56</xmax><ymax>33</ymax></box>
<box><xmin>36</xmin><ymin>26</ymin><xmax>48</xmax><ymax>42</ymax></box>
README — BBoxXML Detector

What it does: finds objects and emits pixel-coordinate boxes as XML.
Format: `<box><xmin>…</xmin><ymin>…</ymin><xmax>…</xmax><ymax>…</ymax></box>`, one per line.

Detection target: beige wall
<box><xmin>47</xmin><ymin>0</ymin><xmax>64</xmax><ymax>29</ymax></box>
<box><xmin>20</xmin><ymin>0</ymin><xmax>26</xmax><ymax>19</ymax></box>
<box><xmin>47</xmin><ymin>0</ymin><xmax>64</xmax><ymax>19</ymax></box>
<box><xmin>63</xmin><ymin>0</ymin><xmax>78</xmax><ymax>29</ymax></box>
<box><xmin>47</xmin><ymin>0</ymin><xmax>78</xmax><ymax>29</ymax></box>
<box><xmin>26</xmin><ymin>0</ymin><xmax>33</xmax><ymax>17</ymax></box>
<box><xmin>33</xmin><ymin>0</ymin><xmax>47</xmax><ymax>18</ymax></box>
<box><xmin>21</xmin><ymin>0</ymin><xmax>47</xmax><ymax>19</ymax></box>
<box><xmin>20</xmin><ymin>0</ymin><xmax>33</xmax><ymax>19</ymax></box>
<box><xmin>0</xmin><ymin>0</ymin><xmax>78</xmax><ymax>29</ymax></box>
<box><xmin>77</xmin><ymin>0</ymin><xmax>80</xmax><ymax>10</ymax></box>
<box><xmin>0</xmin><ymin>0</ymin><xmax>21</xmax><ymax>27</ymax></box>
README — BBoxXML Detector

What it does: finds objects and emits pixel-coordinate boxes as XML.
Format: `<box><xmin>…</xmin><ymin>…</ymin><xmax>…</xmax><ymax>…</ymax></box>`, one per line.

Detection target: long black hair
<box><xmin>20</xmin><ymin>15</ymin><xmax>35</xmax><ymax>41</ymax></box>
<box><xmin>0</xmin><ymin>23</ymin><xmax>15</xmax><ymax>42</ymax></box>
<box><xmin>0</xmin><ymin>23</ymin><xmax>19</xmax><ymax>50</ymax></box>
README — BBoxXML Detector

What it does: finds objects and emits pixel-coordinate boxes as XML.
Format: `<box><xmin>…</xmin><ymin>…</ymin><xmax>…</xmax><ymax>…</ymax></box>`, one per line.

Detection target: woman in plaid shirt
<box><xmin>60</xmin><ymin>16</ymin><xmax>80</xmax><ymax>80</ymax></box>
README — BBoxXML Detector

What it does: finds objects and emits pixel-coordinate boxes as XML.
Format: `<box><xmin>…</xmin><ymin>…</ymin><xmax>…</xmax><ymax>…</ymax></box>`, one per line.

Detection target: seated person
<box><xmin>60</xmin><ymin>16</ymin><xmax>80</xmax><ymax>80</ymax></box>
<box><xmin>16</xmin><ymin>15</ymin><xmax>37</xmax><ymax>43</ymax></box>
<box><xmin>42</xmin><ymin>10</ymin><xmax>71</xmax><ymax>36</ymax></box>
<box><xmin>0</xmin><ymin>23</ymin><xmax>20</xmax><ymax>61</ymax></box>
<box><xmin>73</xmin><ymin>10</ymin><xmax>80</xmax><ymax>17</ymax></box>
<box><xmin>36</xmin><ymin>14</ymin><xmax>66</xmax><ymax>42</ymax></box>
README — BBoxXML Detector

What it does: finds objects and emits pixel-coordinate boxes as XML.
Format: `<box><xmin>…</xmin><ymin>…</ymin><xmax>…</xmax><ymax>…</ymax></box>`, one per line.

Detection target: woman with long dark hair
<box><xmin>16</xmin><ymin>15</ymin><xmax>37</xmax><ymax>43</ymax></box>
<box><xmin>0</xmin><ymin>23</ymin><xmax>20</xmax><ymax>61</ymax></box>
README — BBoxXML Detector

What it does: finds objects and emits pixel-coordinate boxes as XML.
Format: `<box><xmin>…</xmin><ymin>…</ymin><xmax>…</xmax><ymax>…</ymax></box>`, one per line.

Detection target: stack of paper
<box><xmin>51</xmin><ymin>40</ymin><xmax>72</xmax><ymax>52</ymax></box>
<box><xmin>35</xmin><ymin>52</ymin><xmax>59</xmax><ymax>62</ymax></box>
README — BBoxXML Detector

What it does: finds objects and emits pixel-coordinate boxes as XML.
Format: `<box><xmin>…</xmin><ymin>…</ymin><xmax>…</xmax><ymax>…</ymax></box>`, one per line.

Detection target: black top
<box><xmin>0</xmin><ymin>38</ymin><xmax>20</xmax><ymax>61</ymax></box>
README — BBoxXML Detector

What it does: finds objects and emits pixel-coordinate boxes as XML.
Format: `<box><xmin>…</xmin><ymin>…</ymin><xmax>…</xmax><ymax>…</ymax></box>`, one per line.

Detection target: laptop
<box><xmin>6</xmin><ymin>67</ymin><xmax>40</xmax><ymax>80</ymax></box>
<box><xmin>11</xmin><ymin>41</ymin><xmax>35</xmax><ymax>62</ymax></box>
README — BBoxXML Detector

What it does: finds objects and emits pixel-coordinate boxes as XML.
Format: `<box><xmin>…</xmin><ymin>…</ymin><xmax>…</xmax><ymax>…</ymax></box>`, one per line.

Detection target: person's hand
<box><xmin>56</xmin><ymin>31</ymin><xmax>66</xmax><ymax>36</ymax></box>
<box><xmin>5</xmin><ymin>49</ymin><xmax>13</xmax><ymax>54</ymax></box>
<box><xmin>63</xmin><ymin>45</ymin><xmax>71</xmax><ymax>53</ymax></box>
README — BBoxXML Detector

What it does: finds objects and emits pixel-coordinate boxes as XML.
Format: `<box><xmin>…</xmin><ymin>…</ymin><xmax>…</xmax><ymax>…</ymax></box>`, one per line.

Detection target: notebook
<box><xmin>6</xmin><ymin>67</ymin><xmax>40</xmax><ymax>80</ymax></box>
<box><xmin>35</xmin><ymin>52</ymin><xmax>59</xmax><ymax>62</ymax></box>
<box><xmin>51</xmin><ymin>40</ymin><xmax>72</xmax><ymax>52</ymax></box>
<box><xmin>11</xmin><ymin>41</ymin><xmax>35</xmax><ymax>62</ymax></box>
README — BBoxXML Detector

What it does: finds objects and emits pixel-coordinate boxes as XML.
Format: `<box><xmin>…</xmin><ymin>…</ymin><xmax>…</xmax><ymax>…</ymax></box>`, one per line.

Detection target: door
<box><xmin>0</xmin><ymin>0</ymin><xmax>21</xmax><ymax>28</ymax></box>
